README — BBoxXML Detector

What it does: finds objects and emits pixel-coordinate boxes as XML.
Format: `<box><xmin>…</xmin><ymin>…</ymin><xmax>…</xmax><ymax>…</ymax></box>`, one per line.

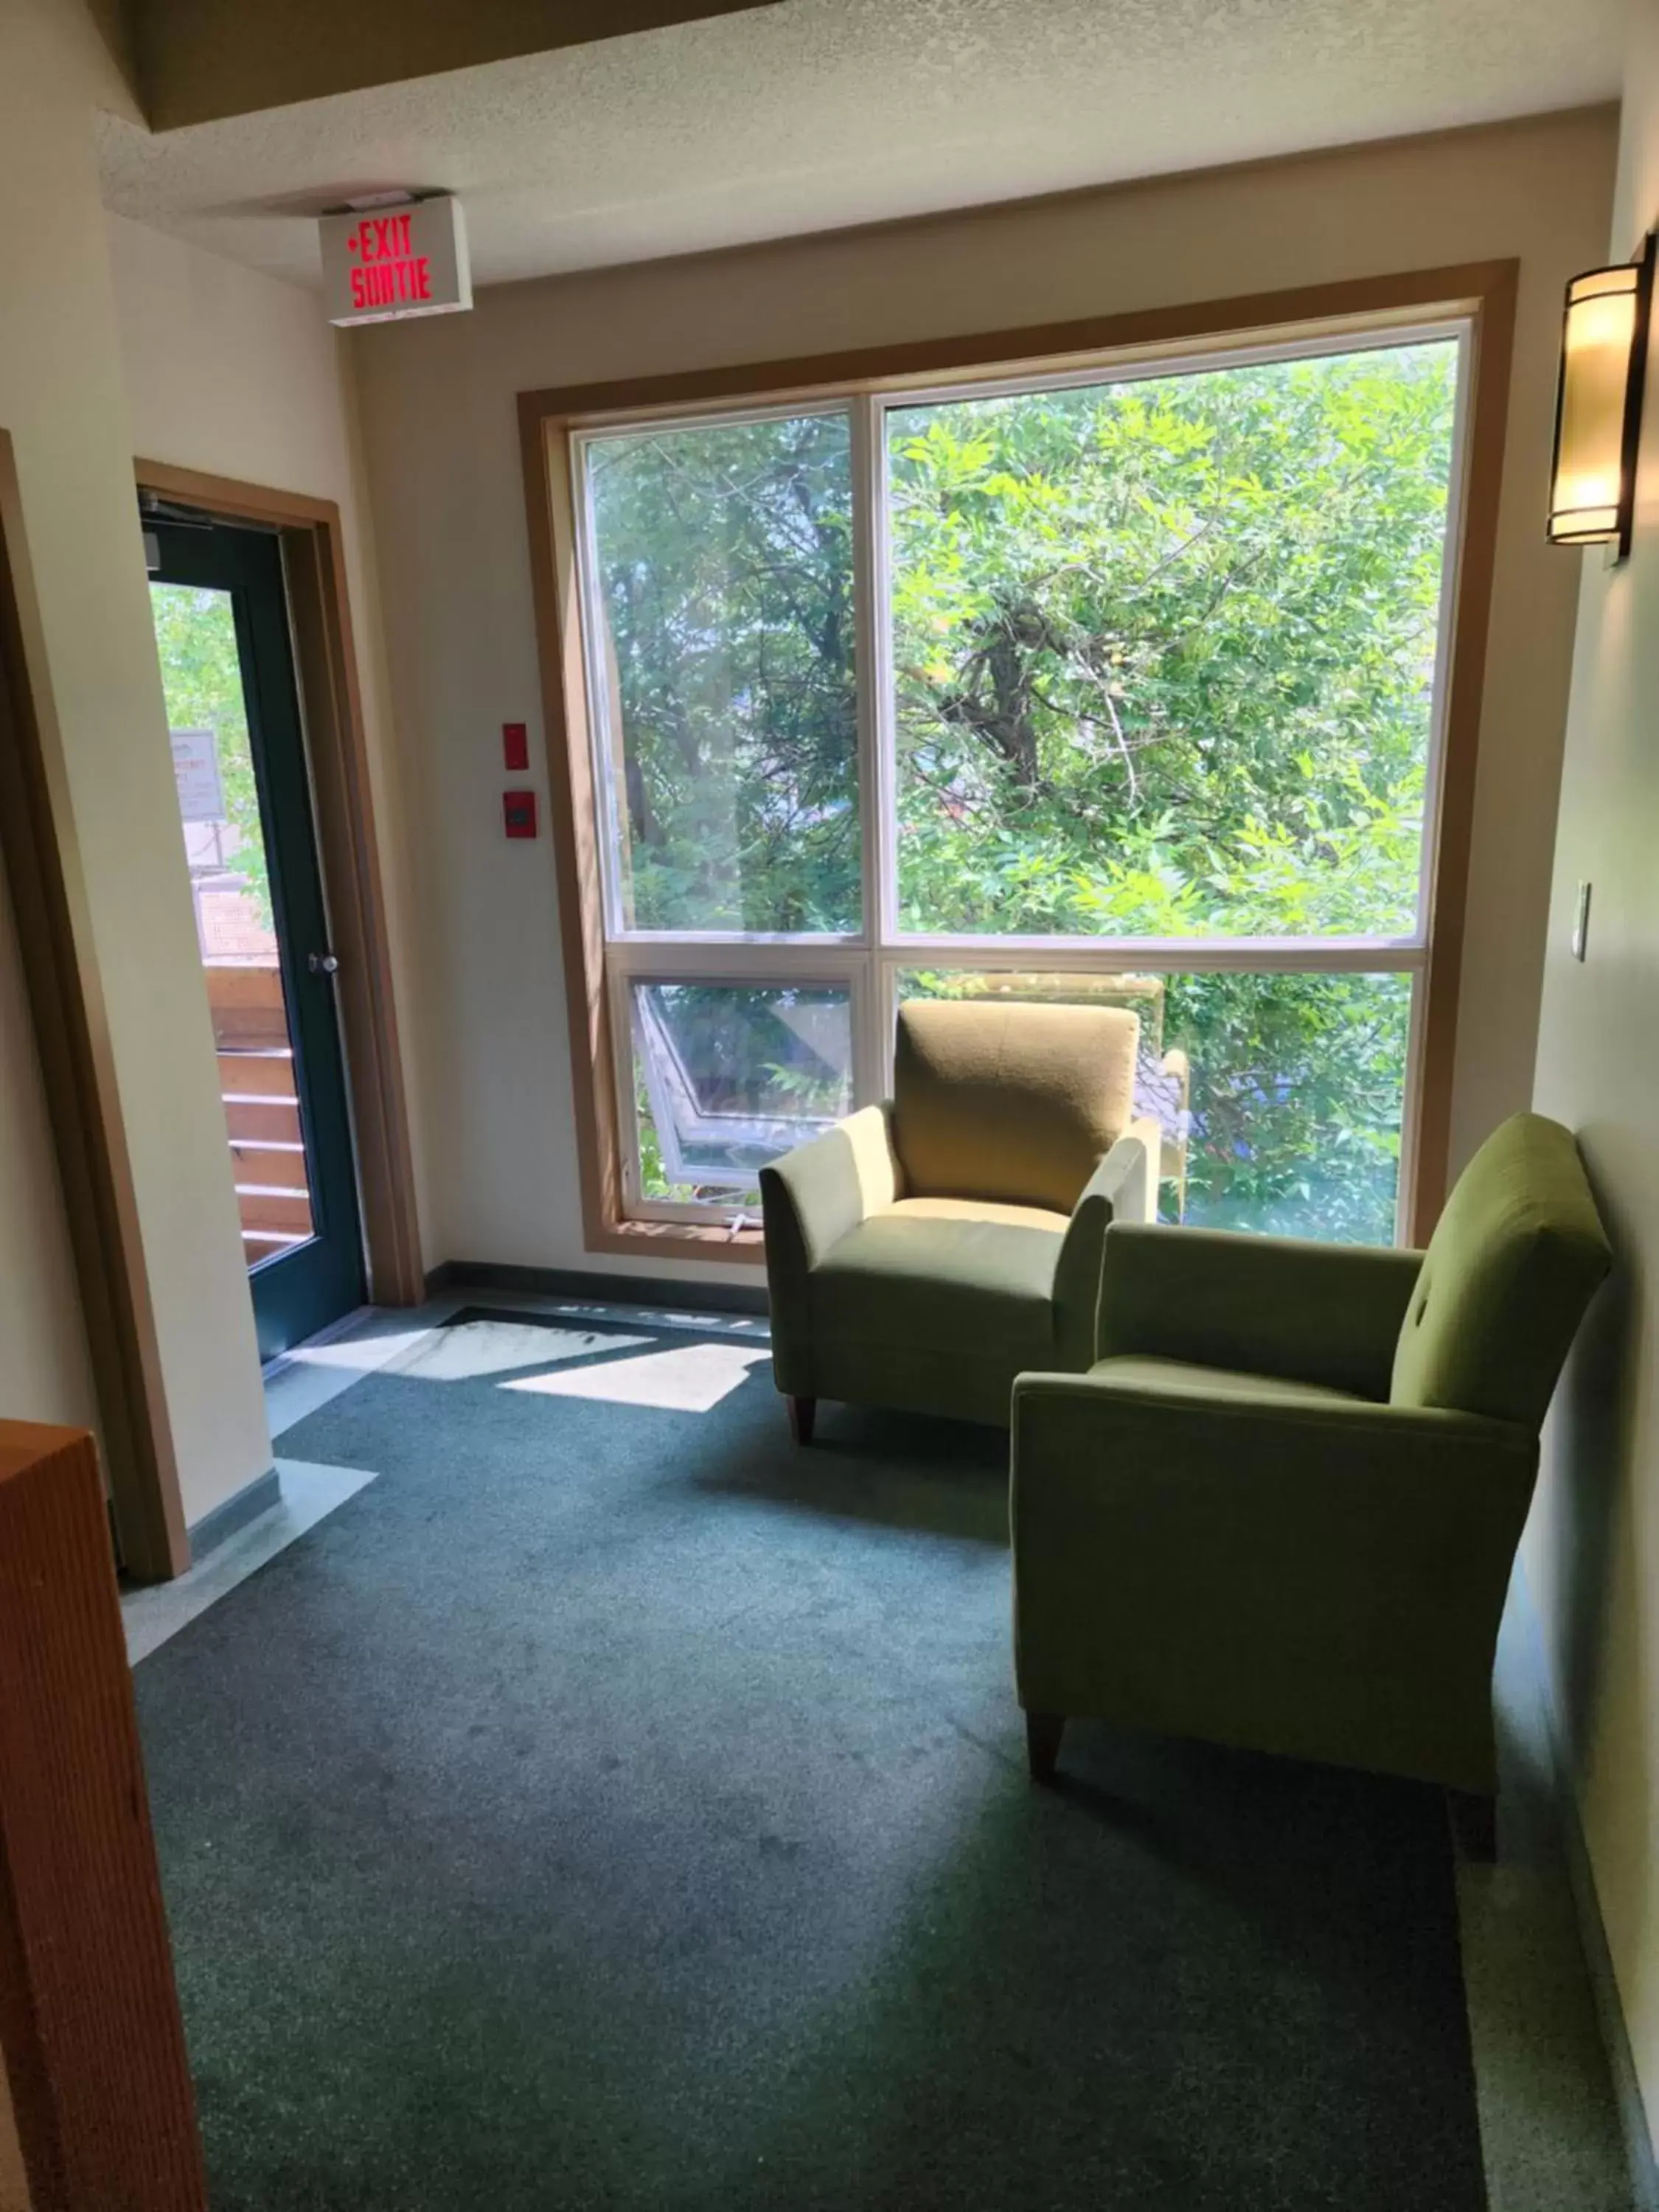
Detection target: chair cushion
<box><xmin>892</xmin><ymin>1000</ymin><xmax>1138</xmax><ymax>1216</ymax></box>
<box><xmin>1088</xmin><ymin>1354</ymin><xmax>1364</xmax><ymax>1409</ymax></box>
<box><xmin>812</xmin><ymin>1200</ymin><xmax>1066</xmax><ymax>1368</ymax></box>
<box><xmin>1391</xmin><ymin>1112</ymin><xmax>1610</xmax><ymax>1430</ymax></box>
<box><xmin>883</xmin><ymin>1195</ymin><xmax>1069</xmax><ymax>1232</ymax></box>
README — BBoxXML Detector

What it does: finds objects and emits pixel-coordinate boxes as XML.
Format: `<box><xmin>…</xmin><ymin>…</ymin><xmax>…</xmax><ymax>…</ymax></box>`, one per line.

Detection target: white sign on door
<box><xmin>171</xmin><ymin>728</ymin><xmax>225</xmax><ymax>824</ymax></box>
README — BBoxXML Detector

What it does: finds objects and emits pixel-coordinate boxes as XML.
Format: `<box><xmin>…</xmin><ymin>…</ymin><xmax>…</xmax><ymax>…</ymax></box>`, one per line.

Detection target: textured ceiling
<box><xmin>96</xmin><ymin>0</ymin><xmax>1627</xmax><ymax>292</ymax></box>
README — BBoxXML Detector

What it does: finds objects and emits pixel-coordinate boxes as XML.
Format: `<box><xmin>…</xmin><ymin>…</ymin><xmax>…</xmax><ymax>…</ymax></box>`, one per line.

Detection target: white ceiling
<box><xmin>96</xmin><ymin>0</ymin><xmax>1627</xmax><ymax>293</ymax></box>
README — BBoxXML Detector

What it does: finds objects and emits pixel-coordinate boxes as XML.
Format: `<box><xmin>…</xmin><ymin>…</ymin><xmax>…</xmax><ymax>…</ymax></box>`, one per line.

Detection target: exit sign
<box><xmin>321</xmin><ymin>196</ymin><xmax>471</xmax><ymax>327</ymax></box>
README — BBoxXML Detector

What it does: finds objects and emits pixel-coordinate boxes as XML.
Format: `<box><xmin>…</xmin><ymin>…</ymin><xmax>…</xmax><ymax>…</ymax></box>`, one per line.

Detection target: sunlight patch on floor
<box><xmin>501</xmin><ymin>1340</ymin><xmax>771</xmax><ymax>1413</ymax></box>
<box><xmin>395</xmin><ymin>1320</ymin><xmax>655</xmax><ymax>1382</ymax></box>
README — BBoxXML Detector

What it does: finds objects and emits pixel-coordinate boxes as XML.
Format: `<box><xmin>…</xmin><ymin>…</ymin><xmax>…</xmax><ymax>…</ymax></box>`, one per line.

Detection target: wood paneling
<box><xmin>204</xmin><ymin>960</ymin><xmax>290</xmax><ymax>1048</ymax></box>
<box><xmin>0</xmin><ymin>1421</ymin><xmax>206</xmax><ymax>2211</ymax></box>
<box><xmin>229</xmin><ymin>1141</ymin><xmax>308</xmax><ymax>1191</ymax></box>
<box><xmin>217</xmin><ymin>1047</ymin><xmax>296</xmax><ymax>1098</ymax></box>
<box><xmin>223</xmin><ymin>1093</ymin><xmax>301</xmax><ymax>1144</ymax></box>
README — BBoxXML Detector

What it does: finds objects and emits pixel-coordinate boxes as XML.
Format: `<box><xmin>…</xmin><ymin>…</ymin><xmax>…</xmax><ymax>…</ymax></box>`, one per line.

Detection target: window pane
<box><xmin>630</xmin><ymin>981</ymin><xmax>853</xmax><ymax>1206</ymax></box>
<box><xmin>583</xmin><ymin>413</ymin><xmax>860</xmax><ymax>933</ymax></box>
<box><xmin>151</xmin><ymin>582</ymin><xmax>317</xmax><ymax>1270</ymax></box>
<box><xmin>887</xmin><ymin>341</ymin><xmax>1458</xmax><ymax>939</ymax></box>
<box><xmin>896</xmin><ymin>969</ymin><xmax>1411</xmax><ymax>1244</ymax></box>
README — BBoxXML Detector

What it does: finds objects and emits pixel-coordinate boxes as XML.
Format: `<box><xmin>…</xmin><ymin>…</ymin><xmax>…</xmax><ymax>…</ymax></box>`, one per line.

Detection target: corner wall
<box><xmin>0</xmin><ymin>0</ymin><xmax>268</xmax><ymax>1527</ymax></box>
<box><xmin>352</xmin><ymin>106</ymin><xmax>1616</xmax><ymax>1285</ymax></box>
<box><xmin>0</xmin><ymin>840</ymin><xmax>94</xmax><ymax>1436</ymax></box>
<box><xmin>1528</xmin><ymin>1</ymin><xmax>1659</xmax><ymax>2166</ymax></box>
<box><xmin>104</xmin><ymin>211</ymin><xmax>433</xmax><ymax>1270</ymax></box>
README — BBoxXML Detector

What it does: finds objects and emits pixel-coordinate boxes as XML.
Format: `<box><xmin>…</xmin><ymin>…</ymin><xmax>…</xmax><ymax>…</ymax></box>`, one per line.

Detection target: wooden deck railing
<box><xmin>204</xmin><ymin>959</ymin><xmax>314</xmax><ymax>1263</ymax></box>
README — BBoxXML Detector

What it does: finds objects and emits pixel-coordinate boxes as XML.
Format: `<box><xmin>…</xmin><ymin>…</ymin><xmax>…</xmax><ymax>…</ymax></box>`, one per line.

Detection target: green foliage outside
<box><xmin>586</xmin><ymin>342</ymin><xmax>1456</xmax><ymax>1243</ymax></box>
<box><xmin>587</xmin><ymin>414</ymin><xmax>858</xmax><ymax>933</ymax></box>
<box><xmin>149</xmin><ymin>582</ymin><xmax>273</xmax><ymax>928</ymax></box>
<box><xmin>633</xmin><ymin>984</ymin><xmax>849</xmax><ymax>1211</ymax></box>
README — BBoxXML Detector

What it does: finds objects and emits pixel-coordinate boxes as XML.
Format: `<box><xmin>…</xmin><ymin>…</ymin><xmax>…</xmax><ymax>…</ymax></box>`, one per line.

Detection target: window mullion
<box><xmin>1414</xmin><ymin>322</ymin><xmax>1475</xmax><ymax>945</ymax></box>
<box><xmin>852</xmin><ymin>389</ymin><xmax>891</xmax><ymax>1107</ymax></box>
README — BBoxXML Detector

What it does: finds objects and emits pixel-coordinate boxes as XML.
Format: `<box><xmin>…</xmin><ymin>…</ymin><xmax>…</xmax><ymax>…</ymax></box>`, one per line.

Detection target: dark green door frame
<box><xmin>150</xmin><ymin>519</ymin><xmax>366</xmax><ymax>1360</ymax></box>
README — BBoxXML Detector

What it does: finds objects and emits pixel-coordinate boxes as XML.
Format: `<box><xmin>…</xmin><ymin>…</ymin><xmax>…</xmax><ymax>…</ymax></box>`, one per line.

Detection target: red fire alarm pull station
<box><xmin>504</xmin><ymin>790</ymin><xmax>538</xmax><ymax>839</ymax></box>
<box><xmin>503</xmin><ymin>721</ymin><xmax>529</xmax><ymax>771</ymax></box>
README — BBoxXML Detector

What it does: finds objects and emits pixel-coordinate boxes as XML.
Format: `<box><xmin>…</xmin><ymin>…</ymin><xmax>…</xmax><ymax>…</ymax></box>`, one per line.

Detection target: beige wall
<box><xmin>1528</xmin><ymin>0</ymin><xmax>1659</xmax><ymax>2159</ymax></box>
<box><xmin>352</xmin><ymin>106</ymin><xmax>1615</xmax><ymax>1284</ymax></box>
<box><xmin>105</xmin><ymin>211</ymin><xmax>434</xmax><ymax>1267</ymax></box>
<box><xmin>0</xmin><ymin>0</ymin><xmax>268</xmax><ymax>1526</ymax></box>
<box><xmin>0</xmin><ymin>841</ymin><xmax>96</xmax><ymax>1435</ymax></box>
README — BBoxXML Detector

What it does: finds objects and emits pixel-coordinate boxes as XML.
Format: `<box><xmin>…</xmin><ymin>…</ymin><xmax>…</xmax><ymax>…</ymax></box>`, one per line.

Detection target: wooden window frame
<box><xmin>135</xmin><ymin>461</ymin><xmax>424</xmax><ymax>1316</ymax></box>
<box><xmin>519</xmin><ymin>262</ymin><xmax>1518</xmax><ymax>1267</ymax></box>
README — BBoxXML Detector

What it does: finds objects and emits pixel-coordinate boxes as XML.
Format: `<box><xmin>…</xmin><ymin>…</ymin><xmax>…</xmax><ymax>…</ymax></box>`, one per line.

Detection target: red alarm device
<box><xmin>503</xmin><ymin>790</ymin><xmax>538</xmax><ymax>838</ymax></box>
<box><xmin>503</xmin><ymin>721</ymin><xmax>529</xmax><ymax>771</ymax></box>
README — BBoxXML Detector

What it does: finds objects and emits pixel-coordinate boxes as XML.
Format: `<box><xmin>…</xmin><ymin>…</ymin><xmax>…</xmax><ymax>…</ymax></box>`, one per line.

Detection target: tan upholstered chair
<box><xmin>759</xmin><ymin>1001</ymin><xmax>1160</xmax><ymax>1438</ymax></box>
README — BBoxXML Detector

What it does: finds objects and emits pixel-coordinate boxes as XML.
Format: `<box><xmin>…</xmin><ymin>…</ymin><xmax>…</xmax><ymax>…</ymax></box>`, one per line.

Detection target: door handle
<box><xmin>308</xmin><ymin>952</ymin><xmax>340</xmax><ymax>975</ymax></box>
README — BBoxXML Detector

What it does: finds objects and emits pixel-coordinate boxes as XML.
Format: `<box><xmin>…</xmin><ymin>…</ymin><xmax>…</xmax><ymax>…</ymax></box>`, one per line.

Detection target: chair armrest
<box><xmin>1051</xmin><ymin>1132</ymin><xmax>1154</xmax><ymax>1369</ymax></box>
<box><xmin>1097</xmin><ymin>1222</ymin><xmax>1424</xmax><ymax>1400</ymax></box>
<box><xmin>759</xmin><ymin>1106</ymin><xmax>900</xmax><ymax>1394</ymax></box>
<box><xmin>1009</xmin><ymin>1370</ymin><xmax>1537</xmax><ymax>1789</ymax></box>
<box><xmin>759</xmin><ymin>1103</ymin><xmax>898</xmax><ymax>1265</ymax></box>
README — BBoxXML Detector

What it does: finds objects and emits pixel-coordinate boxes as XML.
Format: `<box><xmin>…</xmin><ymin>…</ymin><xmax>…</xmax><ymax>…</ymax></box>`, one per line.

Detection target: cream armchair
<box><xmin>759</xmin><ymin>1001</ymin><xmax>1160</xmax><ymax>1438</ymax></box>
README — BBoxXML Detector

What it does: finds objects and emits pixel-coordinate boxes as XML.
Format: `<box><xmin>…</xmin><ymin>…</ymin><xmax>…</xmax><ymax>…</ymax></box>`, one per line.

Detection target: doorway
<box><xmin>148</xmin><ymin>515</ymin><xmax>365</xmax><ymax>1360</ymax></box>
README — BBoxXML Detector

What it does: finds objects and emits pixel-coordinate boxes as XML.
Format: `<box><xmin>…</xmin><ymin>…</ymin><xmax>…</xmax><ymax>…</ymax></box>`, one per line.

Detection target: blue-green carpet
<box><xmin>135</xmin><ymin>1312</ymin><xmax>1486</xmax><ymax>2211</ymax></box>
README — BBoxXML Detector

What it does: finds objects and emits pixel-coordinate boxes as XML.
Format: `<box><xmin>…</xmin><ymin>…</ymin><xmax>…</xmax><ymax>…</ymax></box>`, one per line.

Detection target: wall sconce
<box><xmin>1548</xmin><ymin>234</ymin><xmax>1656</xmax><ymax>559</ymax></box>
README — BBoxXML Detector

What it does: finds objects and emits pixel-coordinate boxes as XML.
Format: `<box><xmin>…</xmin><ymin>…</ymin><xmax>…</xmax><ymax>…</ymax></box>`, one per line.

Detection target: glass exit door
<box><xmin>149</xmin><ymin>517</ymin><xmax>365</xmax><ymax>1360</ymax></box>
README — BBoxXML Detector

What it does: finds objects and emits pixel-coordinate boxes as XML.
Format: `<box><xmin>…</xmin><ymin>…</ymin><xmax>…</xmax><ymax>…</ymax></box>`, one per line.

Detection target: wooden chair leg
<box><xmin>1449</xmin><ymin>1789</ymin><xmax>1498</xmax><ymax>1863</ymax></box>
<box><xmin>787</xmin><ymin>1395</ymin><xmax>816</xmax><ymax>1446</ymax></box>
<box><xmin>1025</xmin><ymin>1711</ymin><xmax>1065</xmax><ymax>1784</ymax></box>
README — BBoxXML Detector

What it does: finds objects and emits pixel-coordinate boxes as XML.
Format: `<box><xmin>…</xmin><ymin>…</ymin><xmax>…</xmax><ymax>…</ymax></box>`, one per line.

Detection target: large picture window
<box><xmin>537</xmin><ymin>285</ymin><xmax>1495</xmax><ymax>1259</ymax></box>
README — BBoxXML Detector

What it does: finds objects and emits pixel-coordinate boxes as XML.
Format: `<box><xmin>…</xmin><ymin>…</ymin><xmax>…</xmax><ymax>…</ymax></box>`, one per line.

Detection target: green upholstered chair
<box><xmin>1010</xmin><ymin>1112</ymin><xmax>1610</xmax><ymax>1832</ymax></box>
<box><xmin>760</xmin><ymin>1000</ymin><xmax>1162</xmax><ymax>1439</ymax></box>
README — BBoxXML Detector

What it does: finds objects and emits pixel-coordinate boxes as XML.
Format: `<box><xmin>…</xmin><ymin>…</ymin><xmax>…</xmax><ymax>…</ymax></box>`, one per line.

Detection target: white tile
<box><xmin>122</xmin><ymin>1458</ymin><xmax>378</xmax><ymax>1665</ymax></box>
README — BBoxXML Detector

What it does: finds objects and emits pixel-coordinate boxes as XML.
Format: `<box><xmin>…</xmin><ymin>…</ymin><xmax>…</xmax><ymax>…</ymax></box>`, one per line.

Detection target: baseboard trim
<box><xmin>1511</xmin><ymin>1567</ymin><xmax>1659</xmax><ymax>2212</ymax></box>
<box><xmin>187</xmin><ymin>1466</ymin><xmax>282</xmax><ymax>1562</ymax></box>
<box><xmin>426</xmin><ymin>1259</ymin><xmax>770</xmax><ymax>1318</ymax></box>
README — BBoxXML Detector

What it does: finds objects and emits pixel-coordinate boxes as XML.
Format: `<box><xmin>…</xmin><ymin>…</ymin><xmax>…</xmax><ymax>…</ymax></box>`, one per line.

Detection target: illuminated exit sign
<box><xmin>320</xmin><ymin>195</ymin><xmax>472</xmax><ymax>327</ymax></box>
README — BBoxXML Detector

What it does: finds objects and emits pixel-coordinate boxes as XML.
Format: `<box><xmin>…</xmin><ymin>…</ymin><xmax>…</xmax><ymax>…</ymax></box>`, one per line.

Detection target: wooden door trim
<box><xmin>0</xmin><ymin>1420</ymin><xmax>207</xmax><ymax>2208</ymax></box>
<box><xmin>136</xmin><ymin>459</ymin><xmax>424</xmax><ymax>1308</ymax></box>
<box><xmin>0</xmin><ymin>430</ymin><xmax>189</xmax><ymax>1580</ymax></box>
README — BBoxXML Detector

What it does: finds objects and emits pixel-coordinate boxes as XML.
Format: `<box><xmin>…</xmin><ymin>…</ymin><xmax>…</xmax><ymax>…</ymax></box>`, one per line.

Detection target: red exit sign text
<box><xmin>346</xmin><ymin>213</ymin><xmax>431</xmax><ymax>312</ymax></box>
<box><xmin>321</xmin><ymin>195</ymin><xmax>472</xmax><ymax>327</ymax></box>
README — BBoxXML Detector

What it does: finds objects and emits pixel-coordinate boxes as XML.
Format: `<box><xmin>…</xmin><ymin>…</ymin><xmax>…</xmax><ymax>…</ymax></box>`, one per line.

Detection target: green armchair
<box><xmin>760</xmin><ymin>1000</ymin><xmax>1161</xmax><ymax>1436</ymax></box>
<box><xmin>1011</xmin><ymin>1112</ymin><xmax>1610</xmax><ymax>1818</ymax></box>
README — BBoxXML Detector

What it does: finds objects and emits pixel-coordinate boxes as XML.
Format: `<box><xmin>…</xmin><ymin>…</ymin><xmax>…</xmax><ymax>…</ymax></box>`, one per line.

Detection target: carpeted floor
<box><xmin>135</xmin><ymin>1312</ymin><xmax>1487</xmax><ymax>2211</ymax></box>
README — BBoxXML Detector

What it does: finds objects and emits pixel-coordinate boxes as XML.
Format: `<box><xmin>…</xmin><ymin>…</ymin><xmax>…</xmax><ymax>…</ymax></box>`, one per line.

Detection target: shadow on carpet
<box><xmin>136</xmin><ymin>1312</ymin><xmax>1485</xmax><ymax>2211</ymax></box>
